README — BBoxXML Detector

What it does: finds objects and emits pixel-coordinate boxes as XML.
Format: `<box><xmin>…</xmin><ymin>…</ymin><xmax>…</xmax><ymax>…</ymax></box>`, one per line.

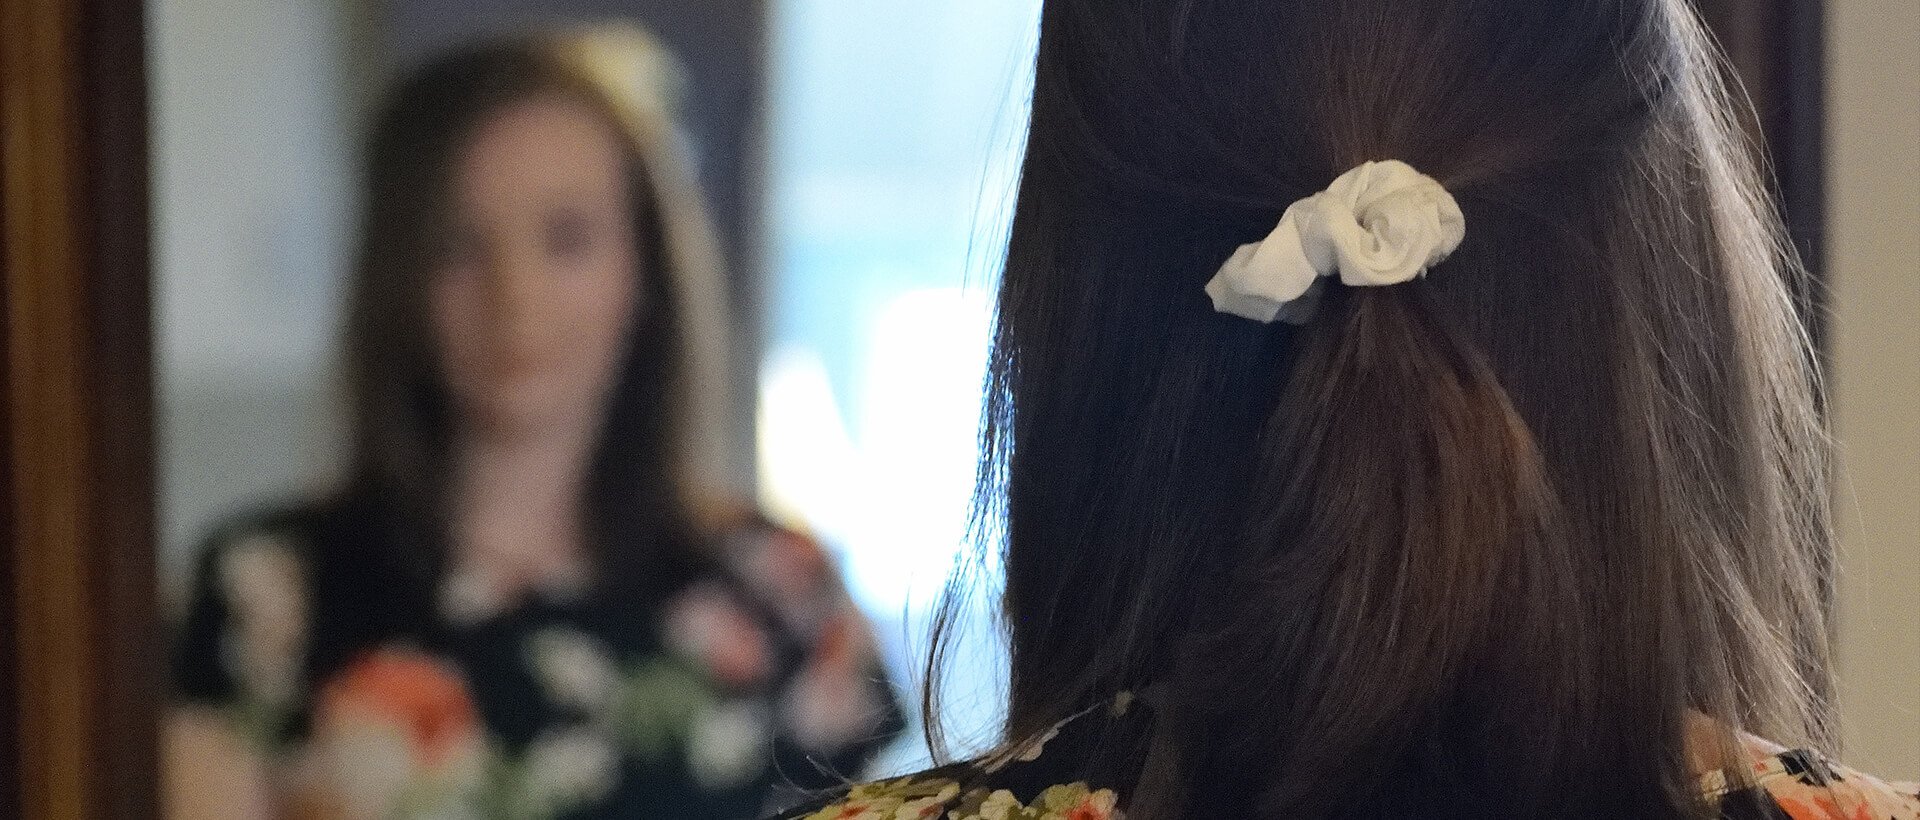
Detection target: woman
<box><xmin>783</xmin><ymin>0</ymin><xmax>1917</xmax><ymax>818</ymax></box>
<box><xmin>168</xmin><ymin>25</ymin><xmax>900</xmax><ymax>819</ymax></box>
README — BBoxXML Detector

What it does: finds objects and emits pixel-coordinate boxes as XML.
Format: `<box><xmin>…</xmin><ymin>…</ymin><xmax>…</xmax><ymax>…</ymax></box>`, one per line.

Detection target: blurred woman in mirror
<box><xmin>166</xmin><ymin>24</ymin><xmax>901</xmax><ymax>819</ymax></box>
<box><xmin>775</xmin><ymin>0</ymin><xmax>1918</xmax><ymax>818</ymax></box>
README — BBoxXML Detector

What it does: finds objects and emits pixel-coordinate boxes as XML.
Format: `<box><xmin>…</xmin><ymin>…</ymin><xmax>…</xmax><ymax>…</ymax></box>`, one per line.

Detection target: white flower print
<box><xmin>974</xmin><ymin>789</ymin><xmax>1024</xmax><ymax>820</ymax></box>
<box><xmin>519</xmin><ymin>727</ymin><xmax>620</xmax><ymax>812</ymax></box>
<box><xmin>300</xmin><ymin>649</ymin><xmax>490</xmax><ymax>819</ymax></box>
<box><xmin>779</xmin><ymin>652</ymin><xmax>882</xmax><ymax>754</ymax></box>
<box><xmin>794</xmin><ymin>778</ymin><xmax>962</xmax><ymax>820</ymax></box>
<box><xmin>687</xmin><ymin>699</ymin><xmax>772</xmax><ymax>790</ymax></box>
<box><xmin>307</xmin><ymin>718</ymin><xmax>414</xmax><ymax>818</ymax></box>
<box><xmin>523</xmin><ymin>628</ymin><xmax>620</xmax><ymax>716</ymax></box>
<box><xmin>302</xmin><ymin>707</ymin><xmax>489</xmax><ymax>820</ymax></box>
<box><xmin>895</xmin><ymin>787</ymin><xmax>964</xmax><ymax>820</ymax></box>
<box><xmin>437</xmin><ymin>565</ymin><xmax>509</xmax><ymax>628</ymax></box>
<box><xmin>216</xmin><ymin>532</ymin><xmax>308</xmax><ymax>713</ymax></box>
<box><xmin>664</xmin><ymin>583</ymin><xmax>774</xmax><ymax>688</ymax></box>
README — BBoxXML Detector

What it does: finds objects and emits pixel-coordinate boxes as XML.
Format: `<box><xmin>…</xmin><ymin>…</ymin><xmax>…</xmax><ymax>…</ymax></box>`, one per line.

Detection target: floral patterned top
<box><xmin>774</xmin><ymin>693</ymin><xmax>1919</xmax><ymax>820</ymax></box>
<box><xmin>172</xmin><ymin>506</ymin><xmax>903</xmax><ymax>819</ymax></box>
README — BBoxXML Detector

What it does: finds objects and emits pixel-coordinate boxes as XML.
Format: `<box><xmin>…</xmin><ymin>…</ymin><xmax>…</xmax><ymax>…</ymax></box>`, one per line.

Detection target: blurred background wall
<box><xmin>1827</xmin><ymin>0</ymin><xmax>1920</xmax><ymax>774</ymax></box>
<box><xmin>149</xmin><ymin>0</ymin><xmax>363</xmax><ymax>600</ymax></box>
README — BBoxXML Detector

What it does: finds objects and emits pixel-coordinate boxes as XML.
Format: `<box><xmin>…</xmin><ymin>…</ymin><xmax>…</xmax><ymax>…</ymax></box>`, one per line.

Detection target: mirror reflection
<box><xmin>155</xmin><ymin>4</ymin><xmax>1034</xmax><ymax>816</ymax></box>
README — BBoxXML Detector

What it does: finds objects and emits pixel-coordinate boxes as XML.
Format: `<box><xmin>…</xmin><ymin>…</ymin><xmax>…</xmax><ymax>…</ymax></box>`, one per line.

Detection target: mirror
<box><xmin>151</xmin><ymin>1</ymin><xmax>1037</xmax><ymax>816</ymax></box>
<box><xmin>134</xmin><ymin>0</ymin><xmax>1917</xmax><ymax>817</ymax></box>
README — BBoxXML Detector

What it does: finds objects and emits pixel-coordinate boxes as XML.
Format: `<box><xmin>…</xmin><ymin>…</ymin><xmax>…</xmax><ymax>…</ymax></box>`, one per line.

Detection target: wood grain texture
<box><xmin>2</xmin><ymin>0</ymin><xmax>156</xmax><ymax>816</ymax></box>
<box><xmin>3</xmin><ymin>0</ymin><xmax>92</xmax><ymax>811</ymax></box>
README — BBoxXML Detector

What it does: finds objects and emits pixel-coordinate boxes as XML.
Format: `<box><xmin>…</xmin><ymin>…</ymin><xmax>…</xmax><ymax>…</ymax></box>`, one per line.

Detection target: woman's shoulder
<box><xmin>1711</xmin><ymin>740</ymin><xmax>1920</xmax><ymax>820</ymax></box>
<box><xmin>179</xmin><ymin>503</ymin><xmax>329</xmax><ymax>617</ymax></box>
<box><xmin>184</xmin><ymin>501</ymin><xmax>354</xmax><ymax>583</ymax></box>
<box><xmin>767</xmin><ymin>695</ymin><xmax>1138</xmax><ymax>820</ymax></box>
<box><xmin>779</xmin><ymin>773</ymin><xmax>1121</xmax><ymax>820</ymax></box>
<box><xmin>198</xmin><ymin>502</ymin><xmax>327</xmax><ymax>553</ymax></box>
<box><xmin>171</xmin><ymin>503</ymin><xmax>331</xmax><ymax>726</ymax></box>
<box><xmin>776</xmin><ymin>746</ymin><xmax>1920</xmax><ymax>820</ymax></box>
<box><xmin>767</xmin><ymin>696</ymin><xmax>1920</xmax><ymax>820</ymax></box>
<box><xmin>177</xmin><ymin>503</ymin><xmax>330</xmax><ymax>620</ymax></box>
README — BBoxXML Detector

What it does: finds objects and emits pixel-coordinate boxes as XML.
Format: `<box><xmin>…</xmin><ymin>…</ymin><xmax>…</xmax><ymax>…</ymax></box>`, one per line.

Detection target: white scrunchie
<box><xmin>1205</xmin><ymin>160</ymin><xmax>1465</xmax><ymax>324</ymax></box>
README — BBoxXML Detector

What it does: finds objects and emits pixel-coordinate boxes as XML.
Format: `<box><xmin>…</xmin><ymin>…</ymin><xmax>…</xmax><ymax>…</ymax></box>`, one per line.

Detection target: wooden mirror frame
<box><xmin>3</xmin><ymin>0</ymin><xmax>156</xmax><ymax>816</ymax></box>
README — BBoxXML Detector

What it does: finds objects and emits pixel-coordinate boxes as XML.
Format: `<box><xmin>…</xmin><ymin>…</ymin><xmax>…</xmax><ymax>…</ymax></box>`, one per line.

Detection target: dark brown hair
<box><xmin>928</xmin><ymin>0</ymin><xmax>1835</xmax><ymax>816</ymax></box>
<box><xmin>312</xmin><ymin>26</ymin><xmax>732</xmax><ymax>678</ymax></box>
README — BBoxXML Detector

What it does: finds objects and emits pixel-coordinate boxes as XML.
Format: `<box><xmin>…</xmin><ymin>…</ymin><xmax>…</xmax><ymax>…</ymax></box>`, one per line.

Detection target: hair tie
<box><xmin>1205</xmin><ymin>160</ymin><xmax>1465</xmax><ymax>324</ymax></box>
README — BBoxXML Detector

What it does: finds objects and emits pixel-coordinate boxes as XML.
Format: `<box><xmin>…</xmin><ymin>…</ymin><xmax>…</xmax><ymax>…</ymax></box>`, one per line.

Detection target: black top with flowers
<box><xmin>774</xmin><ymin>692</ymin><xmax>1918</xmax><ymax>820</ymax></box>
<box><xmin>172</xmin><ymin>505</ymin><xmax>903</xmax><ymax>819</ymax></box>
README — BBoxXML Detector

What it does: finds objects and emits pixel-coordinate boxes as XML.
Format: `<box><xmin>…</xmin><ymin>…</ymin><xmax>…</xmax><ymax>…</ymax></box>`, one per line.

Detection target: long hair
<box><xmin>928</xmin><ymin>0</ymin><xmax>1835</xmax><ymax>816</ymax></box>
<box><xmin>311</xmin><ymin>25</ymin><xmax>734</xmax><ymax>680</ymax></box>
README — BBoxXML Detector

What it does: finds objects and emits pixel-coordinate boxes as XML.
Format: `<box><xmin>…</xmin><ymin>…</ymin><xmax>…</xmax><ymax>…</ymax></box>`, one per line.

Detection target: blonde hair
<box><xmin>555</xmin><ymin>23</ymin><xmax>736</xmax><ymax>499</ymax></box>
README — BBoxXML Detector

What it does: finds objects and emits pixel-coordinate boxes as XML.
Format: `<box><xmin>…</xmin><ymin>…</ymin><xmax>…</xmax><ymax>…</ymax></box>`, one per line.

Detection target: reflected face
<box><xmin>430</xmin><ymin>96</ymin><xmax>642</xmax><ymax>439</ymax></box>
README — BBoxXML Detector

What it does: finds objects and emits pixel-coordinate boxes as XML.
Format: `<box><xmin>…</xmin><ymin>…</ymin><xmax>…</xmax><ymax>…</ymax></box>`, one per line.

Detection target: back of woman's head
<box><xmin>960</xmin><ymin>0</ymin><xmax>1834</xmax><ymax>816</ymax></box>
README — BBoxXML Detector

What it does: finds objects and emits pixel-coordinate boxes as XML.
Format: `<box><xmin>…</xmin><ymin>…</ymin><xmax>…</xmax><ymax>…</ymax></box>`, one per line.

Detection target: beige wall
<box><xmin>1828</xmin><ymin>0</ymin><xmax>1920</xmax><ymax>775</ymax></box>
<box><xmin>148</xmin><ymin>0</ymin><xmax>366</xmax><ymax>607</ymax></box>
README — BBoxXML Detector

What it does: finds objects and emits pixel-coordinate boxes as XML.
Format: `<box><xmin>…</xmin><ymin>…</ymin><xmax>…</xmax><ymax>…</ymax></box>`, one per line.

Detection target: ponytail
<box><xmin>1162</xmin><ymin>284</ymin><xmax>1616</xmax><ymax>815</ymax></box>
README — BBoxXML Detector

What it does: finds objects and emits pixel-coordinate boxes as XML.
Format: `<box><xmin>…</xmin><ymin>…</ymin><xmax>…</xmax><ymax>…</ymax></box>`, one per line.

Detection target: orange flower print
<box><xmin>1033</xmin><ymin>783</ymin><xmax>1121</xmax><ymax>820</ymax></box>
<box><xmin>1748</xmin><ymin>754</ymin><xmax>1920</xmax><ymax>820</ymax></box>
<box><xmin>796</xmin><ymin>777</ymin><xmax>960</xmax><ymax>820</ymax></box>
<box><xmin>758</xmin><ymin>529</ymin><xmax>831</xmax><ymax>597</ymax></box>
<box><xmin>316</xmin><ymin>648</ymin><xmax>480</xmax><ymax>768</ymax></box>
<box><xmin>304</xmin><ymin>648</ymin><xmax>487</xmax><ymax>818</ymax></box>
<box><xmin>1771</xmin><ymin>794</ymin><xmax>1870</xmax><ymax>820</ymax></box>
<box><xmin>726</xmin><ymin>526</ymin><xmax>840</xmax><ymax>631</ymax></box>
<box><xmin>796</xmin><ymin>779</ymin><xmax>1123</xmax><ymax>820</ymax></box>
<box><xmin>1066</xmin><ymin>796</ymin><xmax>1117</xmax><ymax>820</ymax></box>
<box><xmin>666</xmin><ymin>583</ymin><xmax>774</xmax><ymax>689</ymax></box>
